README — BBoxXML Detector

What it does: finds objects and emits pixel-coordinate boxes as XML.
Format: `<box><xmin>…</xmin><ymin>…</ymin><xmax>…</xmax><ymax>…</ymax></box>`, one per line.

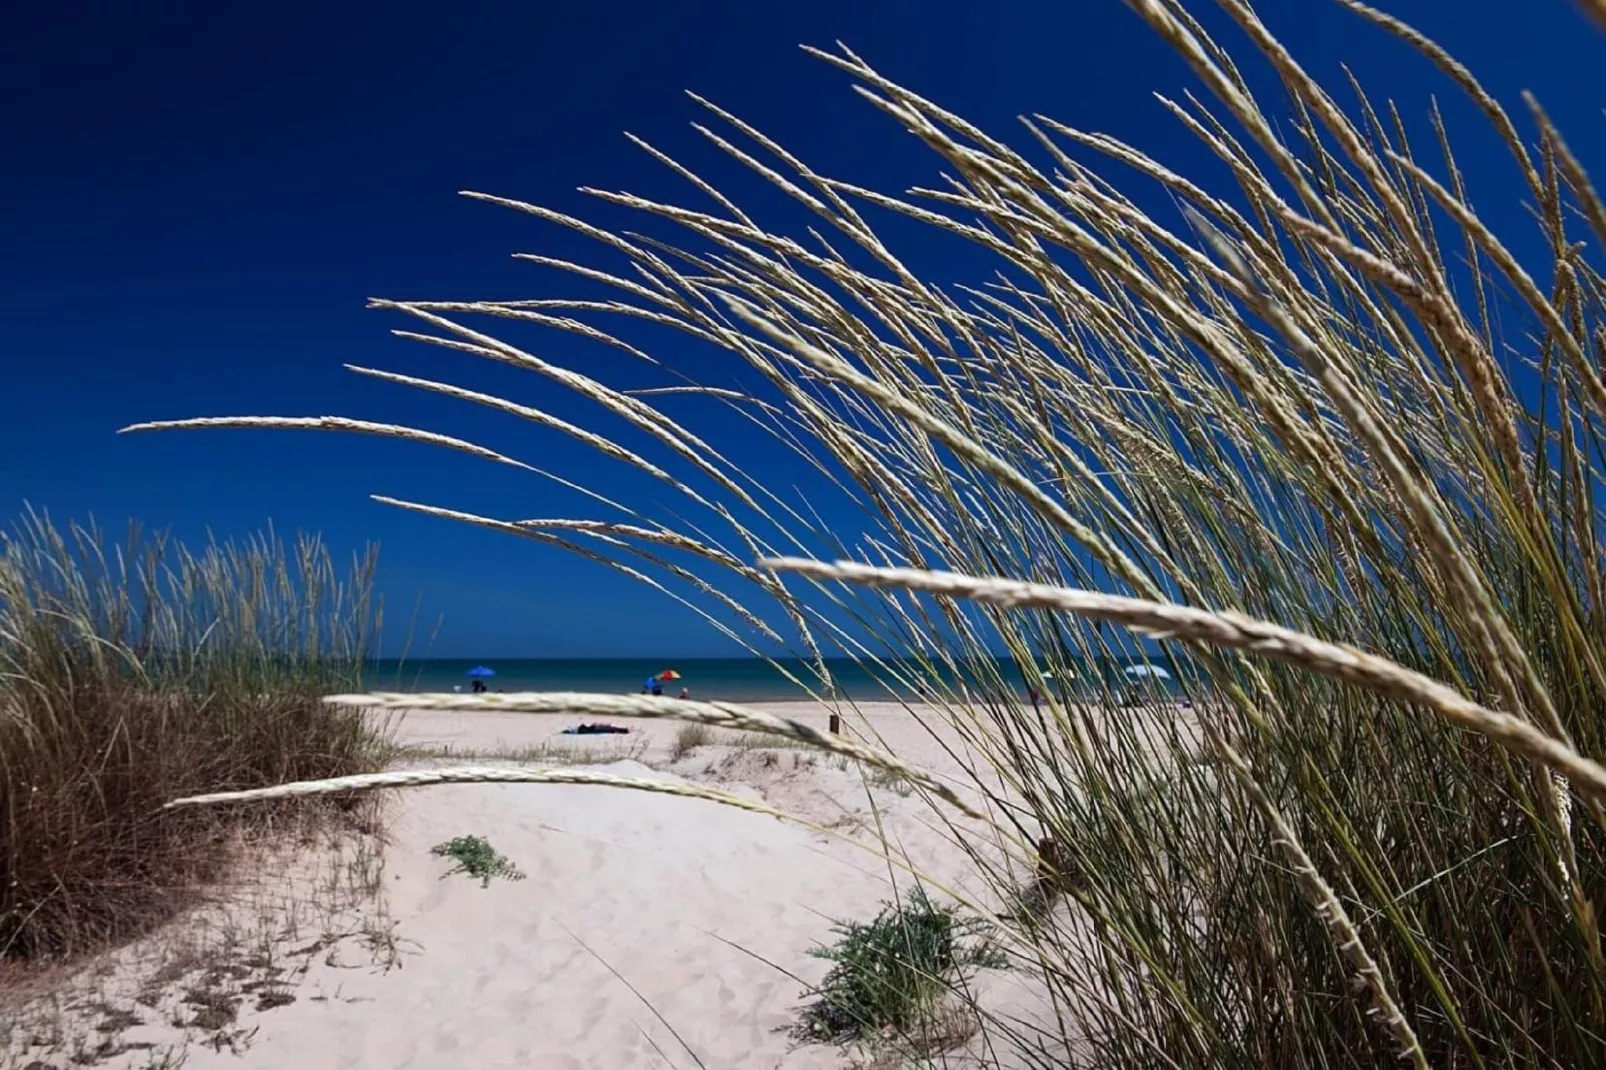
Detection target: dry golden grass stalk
<box><xmin>320</xmin><ymin>691</ymin><xmax>984</xmax><ymax>819</ymax></box>
<box><xmin>119</xmin><ymin>415</ymin><xmax>540</xmax><ymax>473</ymax></box>
<box><xmin>762</xmin><ymin>558</ymin><xmax>1606</xmax><ymax>802</ymax></box>
<box><xmin>165</xmin><ymin>766</ymin><xmax>794</xmax><ymax>821</ymax></box>
<box><xmin>1213</xmin><ymin>737</ymin><xmax>1428</xmax><ymax>1068</ymax></box>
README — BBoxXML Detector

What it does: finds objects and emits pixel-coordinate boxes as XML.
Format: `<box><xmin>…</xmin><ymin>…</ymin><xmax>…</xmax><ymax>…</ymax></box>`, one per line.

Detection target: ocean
<box><xmin>359</xmin><ymin>656</ymin><xmax>1187</xmax><ymax>703</ymax></box>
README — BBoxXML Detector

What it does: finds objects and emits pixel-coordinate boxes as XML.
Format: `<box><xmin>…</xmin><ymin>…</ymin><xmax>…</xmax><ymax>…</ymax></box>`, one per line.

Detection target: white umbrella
<box><xmin>1124</xmin><ymin>663</ymin><xmax>1172</xmax><ymax>680</ymax></box>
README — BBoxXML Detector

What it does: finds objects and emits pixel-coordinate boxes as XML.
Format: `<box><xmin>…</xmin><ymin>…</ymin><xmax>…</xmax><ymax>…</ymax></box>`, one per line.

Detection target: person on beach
<box><xmin>650</xmin><ymin>679</ymin><xmax>663</xmax><ymax>697</ymax></box>
<box><xmin>678</xmin><ymin>686</ymin><xmax>690</xmax><ymax>700</ymax></box>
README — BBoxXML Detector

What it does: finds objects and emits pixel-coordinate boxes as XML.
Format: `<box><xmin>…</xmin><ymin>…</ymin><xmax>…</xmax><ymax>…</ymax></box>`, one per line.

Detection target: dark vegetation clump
<box><xmin>0</xmin><ymin>511</ymin><xmax>391</xmax><ymax>959</ymax></box>
<box><xmin>794</xmin><ymin>887</ymin><xmax>1005</xmax><ymax>1048</ymax></box>
<box><xmin>430</xmin><ymin>835</ymin><xmax>526</xmax><ymax>888</ymax></box>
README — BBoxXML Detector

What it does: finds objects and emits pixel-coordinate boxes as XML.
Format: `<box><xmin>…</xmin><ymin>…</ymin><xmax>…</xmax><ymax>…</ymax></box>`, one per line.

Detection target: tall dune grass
<box><xmin>131</xmin><ymin>0</ymin><xmax>1606</xmax><ymax>1064</ymax></box>
<box><xmin>0</xmin><ymin>512</ymin><xmax>390</xmax><ymax>959</ymax></box>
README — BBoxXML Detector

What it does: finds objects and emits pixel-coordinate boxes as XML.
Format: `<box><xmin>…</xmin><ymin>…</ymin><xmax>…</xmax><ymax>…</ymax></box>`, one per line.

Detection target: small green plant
<box><xmin>794</xmin><ymin>886</ymin><xmax>1005</xmax><ymax>1049</ymax></box>
<box><xmin>429</xmin><ymin>835</ymin><xmax>525</xmax><ymax>889</ymax></box>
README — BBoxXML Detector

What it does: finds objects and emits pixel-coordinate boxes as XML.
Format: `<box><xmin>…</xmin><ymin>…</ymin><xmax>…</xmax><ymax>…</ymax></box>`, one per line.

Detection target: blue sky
<box><xmin>3</xmin><ymin>0</ymin><xmax>1599</xmax><ymax>657</ymax></box>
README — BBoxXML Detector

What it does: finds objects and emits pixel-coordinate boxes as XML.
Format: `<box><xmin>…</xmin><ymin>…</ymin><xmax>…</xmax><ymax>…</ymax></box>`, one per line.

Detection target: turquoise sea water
<box><xmin>360</xmin><ymin>656</ymin><xmax>1187</xmax><ymax>703</ymax></box>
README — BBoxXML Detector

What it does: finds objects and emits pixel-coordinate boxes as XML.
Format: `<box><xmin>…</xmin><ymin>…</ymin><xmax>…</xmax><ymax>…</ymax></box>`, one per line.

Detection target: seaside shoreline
<box><xmin>361</xmin><ymin>655</ymin><xmax>1188</xmax><ymax>705</ymax></box>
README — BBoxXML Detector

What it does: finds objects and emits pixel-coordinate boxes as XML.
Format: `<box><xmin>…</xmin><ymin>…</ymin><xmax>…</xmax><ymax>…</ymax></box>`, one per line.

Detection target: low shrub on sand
<box><xmin>0</xmin><ymin>511</ymin><xmax>390</xmax><ymax>959</ymax></box>
<box><xmin>430</xmin><ymin>835</ymin><xmax>526</xmax><ymax>888</ymax></box>
<box><xmin>795</xmin><ymin>886</ymin><xmax>1004</xmax><ymax>1053</ymax></box>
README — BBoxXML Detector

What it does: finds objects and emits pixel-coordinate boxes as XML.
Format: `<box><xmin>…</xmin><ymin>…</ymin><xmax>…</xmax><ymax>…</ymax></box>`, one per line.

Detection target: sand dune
<box><xmin>5</xmin><ymin>702</ymin><xmax>1071</xmax><ymax>1069</ymax></box>
<box><xmin>176</xmin><ymin>761</ymin><xmax>884</xmax><ymax>1070</ymax></box>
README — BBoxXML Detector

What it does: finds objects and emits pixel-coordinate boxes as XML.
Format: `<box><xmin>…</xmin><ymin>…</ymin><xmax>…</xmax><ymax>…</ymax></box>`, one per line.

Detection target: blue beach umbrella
<box><xmin>465</xmin><ymin>666</ymin><xmax>497</xmax><ymax>678</ymax></box>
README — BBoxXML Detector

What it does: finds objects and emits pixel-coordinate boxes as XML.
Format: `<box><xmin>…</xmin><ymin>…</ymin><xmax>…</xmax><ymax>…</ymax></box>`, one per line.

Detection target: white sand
<box><xmin>178</xmin><ymin>764</ymin><xmax>880</xmax><ymax>1069</ymax></box>
<box><xmin>7</xmin><ymin>702</ymin><xmax>1064</xmax><ymax>1069</ymax></box>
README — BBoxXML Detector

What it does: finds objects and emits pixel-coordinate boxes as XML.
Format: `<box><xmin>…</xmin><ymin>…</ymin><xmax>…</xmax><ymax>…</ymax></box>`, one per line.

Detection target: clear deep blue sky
<box><xmin>3</xmin><ymin>1</ymin><xmax>1599</xmax><ymax>656</ymax></box>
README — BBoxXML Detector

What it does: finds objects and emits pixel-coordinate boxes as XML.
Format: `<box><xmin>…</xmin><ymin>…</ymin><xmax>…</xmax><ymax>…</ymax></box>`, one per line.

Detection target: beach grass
<box><xmin>0</xmin><ymin>511</ymin><xmax>391</xmax><ymax>961</ymax></box>
<box><xmin>392</xmin><ymin>739</ymin><xmax>650</xmax><ymax>765</ymax></box>
<box><xmin>671</xmin><ymin>722</ymin><xmax>715</xmax><ymax>759</ymax></box>
<box><xmin>125</xmin><ymin>0</ymin><xmax>1606</xmax><ymax>1065</ymax></box>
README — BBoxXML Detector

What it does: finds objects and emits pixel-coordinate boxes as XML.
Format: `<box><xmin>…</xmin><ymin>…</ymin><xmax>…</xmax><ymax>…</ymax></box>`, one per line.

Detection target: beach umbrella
<box><xmin>1124</xmin><ymin>664</ymin><xmax>1171</xmax><ymax>680</ymax></box>
<box><xmin>465</xmin><ymin>666</ymin><xmax>497</xmax><ymax>678</ymax></box>
<box><xmin>658</xmin><ymin>669</ymin><xmax>682</xmax><ymax>681</ymax></box>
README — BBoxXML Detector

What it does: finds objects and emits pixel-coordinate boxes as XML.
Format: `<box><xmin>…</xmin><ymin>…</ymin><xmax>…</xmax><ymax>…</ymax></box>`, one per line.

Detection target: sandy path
<box><xmin>170</xmin><ymin>760</ymin><xmax>892</xmax><ymax>1070</ymax></box>
<box><xmin>8</xmin><ymin>700</ymin><xmax>1078</xmax><ymax>1069</ymax></box>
